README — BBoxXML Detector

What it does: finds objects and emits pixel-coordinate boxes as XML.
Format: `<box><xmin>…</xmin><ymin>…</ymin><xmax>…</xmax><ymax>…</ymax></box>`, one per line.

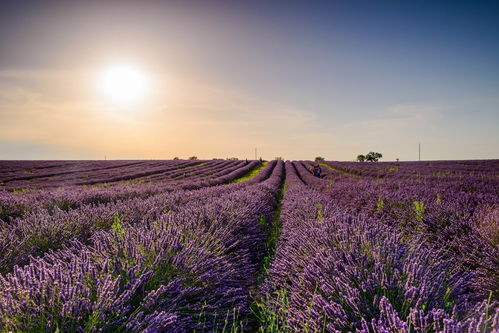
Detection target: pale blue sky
<box><xmin>0</xmin><ymin>1</ymin><xmax>498</xmax><ymax>160</ymax></box>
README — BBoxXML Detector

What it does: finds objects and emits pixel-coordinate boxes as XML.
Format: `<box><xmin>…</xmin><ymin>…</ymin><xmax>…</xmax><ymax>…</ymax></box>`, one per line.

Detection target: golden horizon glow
<box><xmin>98</xmin><ymin>65</ymin><xmax>148</xmax><ymax>104</ymax></box>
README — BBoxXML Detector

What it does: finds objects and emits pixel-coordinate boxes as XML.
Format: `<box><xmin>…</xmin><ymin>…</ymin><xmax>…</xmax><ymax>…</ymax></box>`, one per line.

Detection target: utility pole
<box><xmin>255</xmin><ymin>148</ymin><xmax>257</xmax><ymax>160</ymax></box>
<box><xmin>418</xmin><ymin>143</ymin><xmax>421</xmax><ymax>161</ymax></box>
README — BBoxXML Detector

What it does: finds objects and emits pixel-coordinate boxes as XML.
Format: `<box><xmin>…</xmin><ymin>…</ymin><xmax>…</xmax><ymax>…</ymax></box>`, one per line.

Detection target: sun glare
<box><xmin>99</xmin><ymin>65</ymin><xmax>148</xmax><ymax>104</ymax></box>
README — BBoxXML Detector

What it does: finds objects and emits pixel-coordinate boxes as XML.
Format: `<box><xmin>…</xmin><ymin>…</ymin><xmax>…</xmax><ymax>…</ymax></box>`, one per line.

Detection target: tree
<box><xmin>365</xmin><ymin>152</ymin><xmax>382</xmax><ymax>162</ymax></box>
<box><xmin>188</xmin><ymin>156</ymin><xmax>198</xmax><ymax>160</ymax></box>
<box><xmin>173</xmin><ymin>157</ymin><xmax>179</xmax><ymax>160</ymax></box>
<box><xmin>356</xmin><ymin>154</ymin><xmax>366</xmax><ymax>162</ymax></box>
<box><xmin>315</xmin><ymin>156</ymin><xmax>325</xmax><ymax>161</ymax></box>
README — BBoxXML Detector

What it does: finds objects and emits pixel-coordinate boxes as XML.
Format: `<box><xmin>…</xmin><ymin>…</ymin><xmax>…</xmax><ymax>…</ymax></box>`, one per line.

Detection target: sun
<box><xmin>99</xmin><ymin>65</ymin><xmax>148</xmax><ymax>104</ymax></box>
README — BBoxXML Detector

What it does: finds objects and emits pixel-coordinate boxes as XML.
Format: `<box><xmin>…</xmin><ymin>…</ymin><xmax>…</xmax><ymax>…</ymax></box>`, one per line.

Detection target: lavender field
<box><xmin>0</xmin><ymin>159</ymin><xmax>497</xmax><ymax>332</ymax></box>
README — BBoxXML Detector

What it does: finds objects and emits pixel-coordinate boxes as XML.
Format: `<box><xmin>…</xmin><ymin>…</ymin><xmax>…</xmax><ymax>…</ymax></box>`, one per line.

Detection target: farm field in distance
<box><xmin>0</xmin><ymin>159</ymin><xmax>497</xmax><ymax>332</ymax></box>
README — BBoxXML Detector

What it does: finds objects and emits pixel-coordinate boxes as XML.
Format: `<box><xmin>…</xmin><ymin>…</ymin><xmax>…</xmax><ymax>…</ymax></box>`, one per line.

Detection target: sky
<box><xmin>0</xmin><ymin>0</ymin><xmax>498</xmax><ymax>161</ymax></box>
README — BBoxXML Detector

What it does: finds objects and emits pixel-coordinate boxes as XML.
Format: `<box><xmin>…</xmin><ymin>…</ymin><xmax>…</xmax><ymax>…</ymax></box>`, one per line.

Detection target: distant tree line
<box><xmin>172</xmin><ymin>156</ymin><xmax>199</xmax><ymax>160</ymax></box>
<box><xmin>172</xmin><ymin>157</ymin><xmax>244</xmax><ymax>160</ymax></box>
<box><xmin>356</xmin><ymin>152</ymin><xmax>382</xmax><ymax>162</ymax></box>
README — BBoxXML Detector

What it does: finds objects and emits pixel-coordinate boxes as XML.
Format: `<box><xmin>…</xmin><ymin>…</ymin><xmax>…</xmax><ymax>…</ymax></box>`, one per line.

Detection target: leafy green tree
<box><xmin>315</xmin><ymin>156</ymin><xmax>325</xmax><ymax>161</ymax></box>
<box><xmin>365</xmin><ymin>152</ymin><xmax>383</xmax><ymax>162</ymax></box>
<box><xmin>356</xmin><ymin>154</ymin><xmax>366</xmax><ymax>162</ymax></box>
<box><xmin>188</xmin><ymin>156</ymin><xmax>198</xmax><ymax>160</ymax></box>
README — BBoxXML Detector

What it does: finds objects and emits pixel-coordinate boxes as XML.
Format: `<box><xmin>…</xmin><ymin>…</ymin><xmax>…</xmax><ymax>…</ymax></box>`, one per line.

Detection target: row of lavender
<box><xmin>0</xmin><ymin>160</ymin><xmax>261</xmax><ymax>223</ymax></box>
<box><xmin>301</xmin><ymin>160</ymin><xmax>498</xmax><ymax>296</ymax></box>
<box><xmin>260</xmin><ymin>161</ymin><xmax>498</xmax><ymax>331</ymax></box>
<box><xmin>0</xmin><ymin>161</ymin><xmax>270</xmax><ymax>274</ymax></box>
<box><xmin>315</xmin><ymin>160</ymin><xmax>499</xmax><ymax>178</ymax></box>
<box><xmin>0</xmin><ymin>160</ymin><xmax>246</xmax><ymax>190</ymax></box>
<box><xmin>0</xmin><ymin>161</ymin><xmax>285</xmax><ymax>331</ymax></box>
<box><xmin>317</xmin><ymin>160</ymin><xmax>499</xmax><ymax>196</ymax></box>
